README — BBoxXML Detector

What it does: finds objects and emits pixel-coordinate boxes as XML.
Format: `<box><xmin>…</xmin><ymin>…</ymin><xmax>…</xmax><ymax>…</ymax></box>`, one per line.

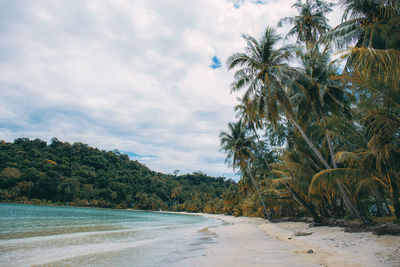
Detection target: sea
<box><xmin>0</xmin><ymin>203</ymin><xmax>220</xmax><ymax>267</ymax></box>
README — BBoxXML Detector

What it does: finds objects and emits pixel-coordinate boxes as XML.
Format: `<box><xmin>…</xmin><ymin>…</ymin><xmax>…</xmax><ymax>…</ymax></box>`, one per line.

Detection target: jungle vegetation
<box><xmin>0</xmin><ymin>137</ymin><xmax>237</xmax><ymax>212</ymax></box>
<box><xmin>220</xmin><ymin>0</ymin><xmax>400</xmax><ymax>224</ymax></box>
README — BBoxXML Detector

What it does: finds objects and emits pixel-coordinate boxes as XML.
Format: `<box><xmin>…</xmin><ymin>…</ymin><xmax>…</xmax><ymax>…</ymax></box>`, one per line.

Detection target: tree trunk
<box><xmin>284</xmin><ymin>110</ymin><xmax>331</xmax><ymax>169</ymax></box>
<box><xmin>250</xmin><ymin>123</ymin><xmax>271</xmax><ymax>172</ymax></box>
<box><xmin>337</xmin><ymin>181</ymin><xmax>371</xmax><ymax>224</ymax></box>
<box><xmin>374</xmin><ymin>185</ymin><xmax>385</xmax><ymax>217</ymax></box>
<box><xmin>326</xmin><ymin>133</ymin><xmax>338</xmax><ymax>168</ymax></box>
<box><xmin>246</xmin><ymin>165</ymin><xmax>271</xmax><ymax>220</ymax></box>
<box><xmin>321</xmin><ymin>196</ymin><xmax>334</xmax><ymax>217</ymax></box>
<box><xmin>381</xmin><ymin>185</ymin><xmax>392</xmax><ymax>216</ymax></box>
<box><xmin>389</xmin><ymin>177</ymin><xmax>400</xmax><ymax>220</ymax></box>
<box><xmin>325</xmin><ymin>130</ymin><xmax>371</xmax><ymax>222</ymax></box>
<box><xmin>319</xmin><ymin>109</ymin><xmax>337</xmax><ymax>169</ymax></box>
<box><xmin>338</xmin><ymin>198</ymin><xmax>344</xmax><ymax>217</ymax></box>
<box><xmin>284</xmin><ymin>182</ymin><xmax>321</xmax><ymax>223</ymax></box>
<box><xmin>322</xmin><ymin>113</ymin><xmax>368</xmax><ymax>221</ymax></box>
<box><xmin>283</xmin><ymin>107</ymin><xmax>370</xmax><ymax>224</ymax></box>
<box><xmin>287</xmin><ymin>202</ymin><xmax>294</xmax><ymax>218</ymax></box>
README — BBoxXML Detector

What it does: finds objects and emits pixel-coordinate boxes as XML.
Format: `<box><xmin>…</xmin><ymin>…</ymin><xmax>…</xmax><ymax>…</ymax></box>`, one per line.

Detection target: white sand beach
<box><xmin>181</xmin><ymin>214</ymin><xmax>400</xmax><ymax>267</ymax></box>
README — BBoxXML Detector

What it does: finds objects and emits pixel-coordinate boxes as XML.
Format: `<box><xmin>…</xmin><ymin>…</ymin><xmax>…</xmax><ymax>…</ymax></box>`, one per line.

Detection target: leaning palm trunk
<box><xmin>374</xmin><ymin>185</ymin><xmax>386</xmax><ymax>217</ymax></box>
<box><xmin>283</xmin><ymin>107</ymin><xmax>370</xmax><ymax>224</ymax></box>
<box><xmin>325</xmin><ymin>129</ymin><xmax>370</xmax><ymax>222</ymax></box>
<box><xmin>389</xmin><ymin>176</ymin><xmax>400</xmax><ymax>220</ymax></box>
<box><xmin>336</xmin><ymin>181</ymin><xmax>370</xmax><ymax>223</ymax></box>
<box><xmin>284</xmin><ymin>109</ymin><xmax>331</xmax><ymax>168</ymax></box>
<box><xmin>284</xmin><ymin>182</ymin><xmax>321</xmax><ymax>223</ymax></box>
<box><xmin>249</xmin><ymin>122</ymin><xmax>271</xmax><ymax>172</ymax></box>
<box><xmin>245</xmin><ymin>165</ymin><xmax>271</xmax><ymax>220</ymax></box>
<box><xmin>326</xmin><ymin>133</ymin><xmax>337</xmax><ymax>168</ymax></box>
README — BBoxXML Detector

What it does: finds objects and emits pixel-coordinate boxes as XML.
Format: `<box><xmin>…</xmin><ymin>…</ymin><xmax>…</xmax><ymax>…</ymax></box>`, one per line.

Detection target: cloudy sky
<box><xmin>0</xmin><ymin>0</ymin><xmax>343</xmax><ymax>178</ymax></box>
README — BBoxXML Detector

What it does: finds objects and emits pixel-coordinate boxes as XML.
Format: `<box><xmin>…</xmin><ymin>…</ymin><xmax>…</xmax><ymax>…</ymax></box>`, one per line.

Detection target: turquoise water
<box><xmin>0</xmin><ymin>203</ymin><xmax>219</xmax><ymax>267</ymax></box>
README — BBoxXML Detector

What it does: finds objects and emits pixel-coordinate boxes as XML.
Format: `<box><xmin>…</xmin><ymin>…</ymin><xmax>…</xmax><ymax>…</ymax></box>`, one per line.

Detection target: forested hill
<box><xmin>0</xmin><ymin>138</ymin><xmax>237</xmax><ymax>212</ymax></box>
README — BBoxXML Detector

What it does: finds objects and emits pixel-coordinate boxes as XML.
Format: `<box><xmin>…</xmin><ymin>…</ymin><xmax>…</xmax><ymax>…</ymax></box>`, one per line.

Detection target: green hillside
<box><xmin>0</xmin><ymin>138</ymin><xmax>236</xmax><ymax>212</ymax></box>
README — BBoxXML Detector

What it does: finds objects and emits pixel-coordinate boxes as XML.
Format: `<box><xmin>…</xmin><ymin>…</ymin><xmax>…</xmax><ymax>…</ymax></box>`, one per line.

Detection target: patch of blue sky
<box><xmin>229</xmin><ymin>0</ymin><xmax>268</xmax><ymax>8</ymax></box>
<box><xmin>212</xmin><ymin>171</ymin><xmax>240</xmax><ymax>181</ymax></box>
<box><xmin>253</xmin><ymin>0</ymin><xmax>268</xmax><ymax>4</ymax></box>
<box><xmin>0</xmin><ymin>121</ymin><xmax>25</xmax><ymax>132</ymax></box>
<box><xmin>210</xmin><ymin>56</ymin><xmax>222</xmax><ymax>69</ymax></box>
<box><xmin>26</xmin><ymin>108</ymin><xmax>92</xmax><ymax>126</ymax></box>
<box><xmin>202</xmin><ymin>157</ymin><xmax>223</xmax><ymax>165</ymax></box>
<box><xmin>194</xmin><ymin>110</ymin><xmax>219</xmax><ymax>120</ymax></box>
<box><xmin>27</xmin><ymin>111</ymin><xmax>48</xmax><ymax>124</ymax></box>
<box><xmin>226</xmin><ymin>172</ymin><xmax>241</xmax><ymax>181</ymax></box>
<box><xmin>120</xmin><ymin>151</ymin><xmax>155</xmax><ymax>160</ymax></box>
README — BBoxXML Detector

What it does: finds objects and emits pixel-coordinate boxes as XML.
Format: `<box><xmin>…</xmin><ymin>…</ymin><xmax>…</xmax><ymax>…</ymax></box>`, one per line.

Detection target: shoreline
<box><xmin>182</xmin><ymin>213</ymin><xmax>400</xmax><ymax>267</ymax></box>
<box><xmin>4</xmin><ymin>201</ymin><xmax>399</xmax><ymax>234</ymax></box>
<box><xmin>2</xmin><ymin>203</ymin><xmax>400</xmax><ymax>266</ymax></box>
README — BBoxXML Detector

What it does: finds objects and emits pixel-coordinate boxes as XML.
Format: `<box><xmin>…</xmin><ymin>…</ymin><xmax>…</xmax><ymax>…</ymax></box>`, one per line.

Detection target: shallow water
<box><xmin>0</xmin><ymin>203</ymin><xmax>219</xmax><ymax>267</ymax></box>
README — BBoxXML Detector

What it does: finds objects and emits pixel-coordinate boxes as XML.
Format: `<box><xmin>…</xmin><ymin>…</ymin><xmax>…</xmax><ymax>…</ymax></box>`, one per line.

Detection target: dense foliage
<box><xmin>0</xmin><ymin>138</ymin><xmax>237</xmax><ymax>212</ymax></box>
<box><xmin>220</xmin><ymin>0</ymin><xmax>400</xmax><ymax>223</ymax></box>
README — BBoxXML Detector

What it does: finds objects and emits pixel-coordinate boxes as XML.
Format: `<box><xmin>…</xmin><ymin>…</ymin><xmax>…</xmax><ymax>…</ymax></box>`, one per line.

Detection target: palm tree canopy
<box><xmin>278</xmin><ymin>0</ymin><xmax>333</xmax><ymax>46</ymax></box>
<box><xmin>219</xmin><ymin>120</ymin><xmax>255</xmax><ymax>170</ymax></box>
<box><xmin>329</xmin><ymin>0</ymin><xmax>400</xmax><ymax>48</ymax></box>
<box><xmin>227</xmin><ymin>26</ymin><xmax>295</xmax><ymax>126</ymax></box>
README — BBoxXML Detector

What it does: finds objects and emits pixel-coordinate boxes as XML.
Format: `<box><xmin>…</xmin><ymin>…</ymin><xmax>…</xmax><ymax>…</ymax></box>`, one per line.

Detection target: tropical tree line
<box><xmin>220</xmin><ymin>0</ymin><xmax>400</xmax><ymax>224</ymax></box>
<box><xmin>0</xmin><ymin>138</ymin><xmax>237</xmax><ymax>212</ymax></box>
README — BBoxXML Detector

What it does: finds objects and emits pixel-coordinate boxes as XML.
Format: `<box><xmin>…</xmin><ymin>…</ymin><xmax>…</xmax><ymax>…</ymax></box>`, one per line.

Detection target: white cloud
<box><xmin>0</xmin><ymin>0</ymin><xmax>342</xmax><ymax>179</ymax></box>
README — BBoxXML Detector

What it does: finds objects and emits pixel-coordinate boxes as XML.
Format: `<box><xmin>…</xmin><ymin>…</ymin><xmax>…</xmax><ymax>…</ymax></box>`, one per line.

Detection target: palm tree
<box><xmin>329</xmin><ymin>0</ymin><xmax>388</xmax><ymax>48</ymax></box>
<box><xmin>219</xmin><ymin>120</ymin><xmax>271</xmax><ymax>219</ymax></box>
<box><xmin>329</xmin><ymin>0</ymin><xmax>400</xmax><ymax>78</ymax></box>
<box><xmin>330</xmin><ymin>0</ymin><xmax>400</xmax><ymax>221</ymax></box>
<box><xmin>292</xmin><ymin>45</ymin><xmax>352</xmax><ymax>165</ymax></box>
<box><xmin>271</xmin><ymin>148</ymin><xmax>322</xmax><ymax>223</ymax></box>
<box><xmin>234</xmin><ymin>97</ymin><xmax>272</xmax><ymax>172</ymax></box>
<box><xmin>278</xmin><ymin>0</ymin><xmax>333</xmax><ymax>47</ymax></box>
<box><xmin>226</xmin><ymin>27</ymin><xmax>331</xmax><ymax>169</ymax></box>
<box><xmin>291</xmin><ymin>42</ymin><xmax>375</xmax><ymax>224</ymax></box>
<box><xmin>361</xmin><ymin>103</ymin><xmax>400</xmax><ymax>219</ymax></box>
<box><xmin>311</xmin><ymin>106</ymin><xmax>400</xmax><ymax>220</ymax></box>
<box><xmin>227</xmin><ymin>26</ymin><xmax>370</xmax><ymax>223</ymax></box>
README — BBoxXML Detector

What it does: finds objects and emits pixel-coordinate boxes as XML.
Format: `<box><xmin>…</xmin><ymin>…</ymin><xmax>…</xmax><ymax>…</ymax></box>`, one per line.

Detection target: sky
<box><xmin>0</xmin><ymin>0</ymin><xmax>343</xmax><ymax>179</ymax></box>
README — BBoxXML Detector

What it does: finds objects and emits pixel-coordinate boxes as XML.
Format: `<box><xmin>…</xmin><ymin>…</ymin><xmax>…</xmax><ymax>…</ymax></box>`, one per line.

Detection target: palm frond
<box><xmin>340</xmin><ymin>47</ymin><xmax>400</xmax><ymax>91</ymax></box>
<box><xmin>334</xmin><ymin>151</ymin><xmax>361</xmax><ymax>166</ymax></box>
